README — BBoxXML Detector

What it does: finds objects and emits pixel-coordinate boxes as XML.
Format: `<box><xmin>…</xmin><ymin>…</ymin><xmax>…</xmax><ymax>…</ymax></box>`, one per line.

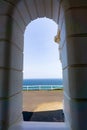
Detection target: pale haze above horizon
<box><xmin>23</xmin><ymin>17</ymin><xmax>62</xmax><ymax>79</ymax></box>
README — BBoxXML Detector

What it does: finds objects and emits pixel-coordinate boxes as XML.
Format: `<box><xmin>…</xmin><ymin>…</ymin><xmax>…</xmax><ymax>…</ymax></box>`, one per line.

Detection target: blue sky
<box><xmin>23</xmin><ymin>17</ymin><xmax>62</xmax><ymax>79</ymax></box>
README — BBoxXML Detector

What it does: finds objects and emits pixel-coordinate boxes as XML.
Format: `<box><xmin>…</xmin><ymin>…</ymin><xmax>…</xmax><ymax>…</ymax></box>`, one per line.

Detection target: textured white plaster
<box><xmin>62</xmin><ymin>0</ymin><xmax>87</xmax><ymax>11</ymax></box>
<box><xmin>0</xmin><ymin>92</ymin><xmax>23</xmax><ymax>127</ymax></box>
<box><xmin>65</xmin><ymin>9</ymin><xmax>87</xmax><ymax>35</ymax></box>
<box><xmin>64</xmin><ymin>67</ymin><xmax>87</xmax><ymax>98</ymax></box>
<box><xmin>64</xmin><ymin>95</ymin><xmax>87</xmax><ymax>130</ymax></box>
<box><xmin>60</xmin><ymin>42</ymin><xmax>68</xmax><ymax>68</ymax></box>
<box><xmin>0</xmin><ymin>42</ymin><xmax>23</xmax><ymax>70</ymax></box>
<box><xmin>0</xmin><ymin>69</ymin><xmax>22</xmax><ymax>97</ymax></box>
<box><xmin>67</xmin><ymin>37</ymin><xmax>87</xmax><ymax>65</ymax></box>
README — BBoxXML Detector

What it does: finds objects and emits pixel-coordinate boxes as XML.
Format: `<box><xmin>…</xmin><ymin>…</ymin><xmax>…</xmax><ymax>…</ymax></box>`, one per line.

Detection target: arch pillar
<box><xmin>58</xmin><ymin>0</ymin><xmax>87</xmax><ymax>129</ymax></box>
<box><xmin>0</xmin><ymin>1</ymin><xmax>25</xmax><ymax>129</ymax></box>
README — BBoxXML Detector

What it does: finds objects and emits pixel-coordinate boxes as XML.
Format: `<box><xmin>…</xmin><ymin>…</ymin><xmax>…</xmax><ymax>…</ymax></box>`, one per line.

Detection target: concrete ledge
<box><xmin>9</xmin><ymin>121</ymin><xmax>68</xmax><ymax>130</ymax></box>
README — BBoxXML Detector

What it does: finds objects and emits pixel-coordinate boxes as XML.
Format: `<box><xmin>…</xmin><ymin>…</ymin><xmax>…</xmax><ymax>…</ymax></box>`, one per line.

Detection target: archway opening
<box><xmin>22</xmin><ymin>17</ymin><xmax>64</xmax><ymax>122</ymax></box>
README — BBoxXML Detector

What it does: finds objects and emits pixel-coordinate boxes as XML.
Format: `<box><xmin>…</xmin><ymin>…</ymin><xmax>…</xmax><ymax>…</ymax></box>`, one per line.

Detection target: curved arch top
<box><xmin>3</xmin><ymin>0</ymin><xmax>60</xmax><ymax>28</ymax></box>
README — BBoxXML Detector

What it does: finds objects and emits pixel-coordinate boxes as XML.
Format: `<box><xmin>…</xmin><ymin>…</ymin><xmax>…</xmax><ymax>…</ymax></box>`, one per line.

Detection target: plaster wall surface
<box><xmin>59</xmin><ymin>0</ymin><xmax>87</xmax><ymax>130</ymax></box>
<box><xmin>0</xmin><ymin>0</ymin><xmax>87</xmax><ymax>130</ymax></box>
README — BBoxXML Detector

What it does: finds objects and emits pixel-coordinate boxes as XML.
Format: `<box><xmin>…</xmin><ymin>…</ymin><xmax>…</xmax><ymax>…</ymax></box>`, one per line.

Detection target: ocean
<box><xmin>23</xmin><ymin>79</ymin><xmax>63</xmax><ymax>90</ymax></box>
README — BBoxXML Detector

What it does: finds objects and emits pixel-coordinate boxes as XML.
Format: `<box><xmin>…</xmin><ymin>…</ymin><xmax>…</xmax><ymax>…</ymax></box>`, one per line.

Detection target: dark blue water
<box><xmin>23</xmin><ymin>79</ymin><xmax>63</xmax><ymax>90</ymax></box>
<box><xmin>23</xmin><ymin>79</ymin><xmax>63</xmax><ymax>85</ymax></box>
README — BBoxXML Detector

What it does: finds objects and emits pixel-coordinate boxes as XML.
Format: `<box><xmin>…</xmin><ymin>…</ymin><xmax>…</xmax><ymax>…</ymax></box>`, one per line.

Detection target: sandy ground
<box><xmin>23</xmin><ymin>90</ymin><xmax>63</xmax><ymax>112</ymax></box>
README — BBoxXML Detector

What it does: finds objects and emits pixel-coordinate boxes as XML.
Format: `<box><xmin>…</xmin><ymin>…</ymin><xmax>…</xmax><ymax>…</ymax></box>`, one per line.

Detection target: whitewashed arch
<box><xmin>0</xmin><ymin>0</ymin><xmax>87</xmax><ymax>130</ymax></box>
